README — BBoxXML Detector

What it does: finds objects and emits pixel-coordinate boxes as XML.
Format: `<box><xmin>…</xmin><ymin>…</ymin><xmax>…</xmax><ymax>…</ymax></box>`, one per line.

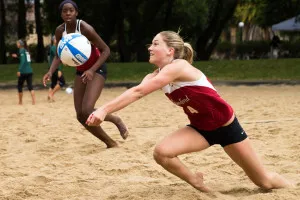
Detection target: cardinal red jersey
<box><xmin>76</xmin><ymin>44</ymin><xmax>100</xmax><ymax>72</ymax></box>
<box><xmin>162</xmin><ymin>74</ymin><xmax>233</xmax><ymax>131</ymax></box>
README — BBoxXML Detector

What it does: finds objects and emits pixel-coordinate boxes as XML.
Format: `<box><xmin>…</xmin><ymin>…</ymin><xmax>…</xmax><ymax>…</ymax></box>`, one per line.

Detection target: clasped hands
<box><xmin>86</xmin><ymin>107</ymin><xmax>107</xmax><ymax>126</ymax></box>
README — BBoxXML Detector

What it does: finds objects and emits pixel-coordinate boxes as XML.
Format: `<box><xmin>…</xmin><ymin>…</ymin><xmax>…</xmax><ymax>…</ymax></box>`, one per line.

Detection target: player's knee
<box><xmin>76</xmin><ymin>112</ymin><xmax>87</xmax><ymax>125</ymax></box>
<box><xmin>77</xmin><ymin>109</ymin><xmax>93</xmax><ymax>124</ymax></box>
<box><xmin>17</xmin><ymin>85</ymin><xmax>23</xmax><ymax>92</ymax></box>
<box><xmin>153</xmin><ymin>145</ymin><xmax>172</xmax><ymax>165</ymax></box>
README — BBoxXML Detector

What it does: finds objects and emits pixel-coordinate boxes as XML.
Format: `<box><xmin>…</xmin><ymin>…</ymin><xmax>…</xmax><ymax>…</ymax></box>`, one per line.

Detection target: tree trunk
<box><xmin>116</xmin><ymin>0</ymin><xmax>131</xmax><ymax>62</ymax></box>
<box><xmin>18</xmin><ymin>0</ymin><xmax>27</xmax><ymax>39</ymax></box>
<box><xmin>163</xmin><ymin>0</ymin><xmax>174</xmax><ymax>29</ymax></box>
<box><xmin>34</xmin><ymin>0</ymin><xmax>45</xmax><ymax>63</ymax></box>
<box><xmin>101</xmin><ymin>0</ymin><xmax>118</xmax><ymax>45</ymax></box>
<box><xmin>0</xmin><ymin>0</ymin><xmax>7</xmax><ymax>64</ymax></box>
<box><xmin>195</xmin><ymin>0</ymin><xmax>238</xmax><ymax>60</ymax></box>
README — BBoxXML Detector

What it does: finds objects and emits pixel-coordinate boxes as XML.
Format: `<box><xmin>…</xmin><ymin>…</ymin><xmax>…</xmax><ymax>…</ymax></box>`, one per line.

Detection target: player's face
<box><xmin>61</xmin><ymin>3</ymin><xmax>78</xmax><ymax>23</ymax></box>
<box><xmin>148</xmin><ymin>34</ymin><xmax>172</xmax><ymax>66</ymax></box>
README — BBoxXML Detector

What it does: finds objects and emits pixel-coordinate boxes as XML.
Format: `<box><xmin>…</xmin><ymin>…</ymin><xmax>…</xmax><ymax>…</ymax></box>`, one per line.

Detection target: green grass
<box><xmin>1</xmin><ymin>58</ymin><xmax>300</xmax><ymax>85</ymax></box>
<box><xmin>194</xmin><ymin>59</ymin><xmax>300</xmax><ymax>81</ymax></box>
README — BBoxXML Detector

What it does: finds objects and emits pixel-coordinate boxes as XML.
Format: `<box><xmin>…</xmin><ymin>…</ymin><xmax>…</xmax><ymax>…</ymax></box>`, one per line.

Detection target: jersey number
<box><xmin>187</xmin><ymin>106</ymin><xmax>199</xmax><ymax>113</ymax></box>
<box><xmin>26</xmin><ymin>52</ymin><xmax>31</xmax><ymax>62</ymax></box>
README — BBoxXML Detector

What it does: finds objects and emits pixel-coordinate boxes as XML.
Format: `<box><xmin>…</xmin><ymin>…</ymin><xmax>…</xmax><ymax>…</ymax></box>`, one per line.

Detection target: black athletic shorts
<box><xmin>76</xmin><ymin>63</ymin><xmax>107</xmax><ymax>80</ymax></box>
<box><xmin>51</xmin><ymin>71</ymin><xmax>66</xmax><ymax>89</ymax></box>
<box><xmin>187</xmin><ymin>117</ymin><xmax>247</xmax><ymax>147</ymax></box>
<box><xmin>17</xmin><ymin>73</ymin><xmax>33</xmax><ymax>92</ymax></box>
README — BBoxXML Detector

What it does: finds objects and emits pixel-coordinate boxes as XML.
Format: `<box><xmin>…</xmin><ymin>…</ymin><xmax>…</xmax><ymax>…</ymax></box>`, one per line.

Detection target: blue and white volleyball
<box><xmin>57</xmin><ymin>33</ymin><xmax>91</xmax><ymax>67</ymax></box>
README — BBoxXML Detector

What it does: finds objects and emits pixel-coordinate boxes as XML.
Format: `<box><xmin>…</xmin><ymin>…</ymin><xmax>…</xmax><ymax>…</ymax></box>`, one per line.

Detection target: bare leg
<box><xmin>153</xmin><ymin>126</ymin><xmax>211</xmax><ymax>192</ymax></box>
<box><xmin>224</xmin><ymin>138</ymin><xmax>292</xmax><ymax>189</ymax></box>
<box><xmin>104</xmin><ymin>114</ymin><xmax>129</xmax><ymax>139</ymax></box>
<box><xmin>51</xmin><ymin>84</ymin><xmax>61</xmax><ymax>96</ymax></box>
<box><xmin>48</xmin><ymin>84</ymin><xmax>61</xmax><ymax>102</ymax></box>
<box><xmin>73</xmin><ymin>74</ymin><xmax>118</xmax><ymax>148</ymax></box>
<box><xmin>18</xmin><ymin>92</ymin><xmax>23</xmax><ymax>105</ymax></box>
<box><xmin>30</xmin><ymin>90</ymin><xmax>35</xmax><ymax>105</ymax></box>
<box><xmin>48</xmin><ymin>88</ymin><xmax>53</xmax><ymax>101</ymax></box>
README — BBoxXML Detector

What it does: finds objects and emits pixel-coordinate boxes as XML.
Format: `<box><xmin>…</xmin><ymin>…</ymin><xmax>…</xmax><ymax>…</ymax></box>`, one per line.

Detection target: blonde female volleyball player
<box><xmin>43</xmin><ymin>0</ymin><xmax>128</xmax><ymax>148</ymax></box>
<box><xmin>86</xmin><ymin>31</ymin><xmax>292</xmax><ymax>191</ymax></box>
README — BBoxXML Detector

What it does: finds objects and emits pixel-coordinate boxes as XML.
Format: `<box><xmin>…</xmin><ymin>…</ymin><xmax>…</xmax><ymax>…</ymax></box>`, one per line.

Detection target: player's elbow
<box><xmin>103</xmin><ymin>46</ymin><xmax>110</xmax><ymax>58</ymax></box>
<box><xmin>132</xmin><ymin>86</ymin><xmax>148</xmax><ymax>99</ymax></box>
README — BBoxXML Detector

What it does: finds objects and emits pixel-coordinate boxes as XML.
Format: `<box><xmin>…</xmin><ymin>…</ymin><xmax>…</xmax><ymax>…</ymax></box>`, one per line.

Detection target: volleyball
<box><xmin>57</xmin><ymin>33</ymin><xmax>91</xmax><ymax>67</ymax></box>
<box><xmin>65</xmin><ymin>87</ymin><xmax>73</xmax><ymax>94</ymax></box>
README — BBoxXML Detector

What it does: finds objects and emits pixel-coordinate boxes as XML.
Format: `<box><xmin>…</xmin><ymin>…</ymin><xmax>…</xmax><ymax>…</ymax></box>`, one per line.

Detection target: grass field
<box><xmin>1</xmin><ymin>58</ymin><xmax>300</xmax><ymax>85</ymax></box>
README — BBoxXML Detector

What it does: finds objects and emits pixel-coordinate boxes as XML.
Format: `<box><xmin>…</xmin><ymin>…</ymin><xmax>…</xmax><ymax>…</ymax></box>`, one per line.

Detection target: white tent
<box><xmin>272</xmin><ymin>16</ymin><xmax>300</xmax><ymax>31</ymax></box>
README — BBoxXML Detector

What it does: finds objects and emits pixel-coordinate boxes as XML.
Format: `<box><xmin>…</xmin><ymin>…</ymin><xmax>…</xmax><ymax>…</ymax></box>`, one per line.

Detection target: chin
<box><xmin>149</xmin><ymin>57</ymin><xmax>155</xmax><ymax>64</ymax></box>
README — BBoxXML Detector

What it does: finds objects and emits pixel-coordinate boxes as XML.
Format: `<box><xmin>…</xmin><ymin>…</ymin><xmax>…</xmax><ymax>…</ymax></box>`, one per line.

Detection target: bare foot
<box><xmin>106</xmin><ymin>142</ymin><xmax>119</xmax><ymax>148</ymax></box>
<box><xmin>47</xmin><ymin>96</ymin><xmax>55</xmax><ymax>102</ymax></box>
<box><xmin>47</xmin><ymin>94</ymin><xmax>55</xmax><ymax>102</ymax></box>
<box><xmin>190</xmin><ymin>172</ymin><xmax>211</xmax><ymax>192</ymax></box>
<box><xmin>268</xmin><ymin>172</ymin><xmax>294</xmax><ymax>189</ymax></box>
<box><xmin>115</xmin><ymin>119</ymin><xmax>129</xmax><ymax>140</ymax></box>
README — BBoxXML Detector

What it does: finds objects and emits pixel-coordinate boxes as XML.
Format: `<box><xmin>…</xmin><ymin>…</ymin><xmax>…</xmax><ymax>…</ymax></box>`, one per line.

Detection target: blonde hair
<box><xmin>159</xmin><ymin>31</ymin><xmax>194</xmax><ymax>64</ymax></box>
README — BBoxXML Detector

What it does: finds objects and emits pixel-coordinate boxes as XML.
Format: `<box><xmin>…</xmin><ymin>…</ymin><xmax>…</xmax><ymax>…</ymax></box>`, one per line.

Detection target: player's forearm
<box><xmin>49</xmin><ymin>57</ymin><xmax>61</xmax><ymax>74</ymax></box>
<box><xmin>103</xmin><ymin>86</ymin><xmax>145</xmax><ymax>114</ymax></box>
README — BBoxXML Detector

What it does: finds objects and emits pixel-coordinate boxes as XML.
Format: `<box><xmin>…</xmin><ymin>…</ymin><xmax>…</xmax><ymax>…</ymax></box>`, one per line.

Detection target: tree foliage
<box><xmin>254</xmin><ymin>0</ymin><xmax>300</xmax><ymax>27</ymax></box>
<box><xmin>2</xmin><ymin>0</ymin><xmax>300</xmax><ymax>64</ymax></box>
<box><xmin>18</xmin><ymin>0</ymin><xmax>27</xmax><ymax>39</ymax></box>
<box><xmin>0</xmin><ymin>0</ymin><xmax>6</xmax><ymax>64</ymax></box>
<box><xmin>34</xmin><ymin>0</ymin><xmax>45</xmax><ymax>63</ymax></box>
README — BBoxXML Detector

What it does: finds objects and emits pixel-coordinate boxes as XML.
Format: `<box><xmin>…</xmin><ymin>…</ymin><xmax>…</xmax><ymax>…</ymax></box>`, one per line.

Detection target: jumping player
<box><xmin>43</xmin><ymin>0</ymin><xmax>128</xmax><ymax>147</ymax></box>
<box><xmin>86</xmin><ymin>31</ymin><xmax>292</xmax><ymax>191</ymax></box>
<box><xmin>13</xmin><ymin>39</ymin><xmax>36</xmax><ymax>105</ymax></box>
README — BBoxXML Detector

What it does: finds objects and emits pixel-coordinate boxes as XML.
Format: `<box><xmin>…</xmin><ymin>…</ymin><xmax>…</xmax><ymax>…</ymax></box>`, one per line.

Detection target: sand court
<box><xmin>0</xmin><ymin>85</ymin><xmax>300</xmax><ymax>199</ymax></box>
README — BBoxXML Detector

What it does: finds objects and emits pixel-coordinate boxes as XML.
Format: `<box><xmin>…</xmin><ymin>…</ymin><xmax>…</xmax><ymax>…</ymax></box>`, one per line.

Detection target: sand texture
<box><xmin>0</xmin><ymin>85</ymin><xmax>299</xmax><ymax>200</ymax></box>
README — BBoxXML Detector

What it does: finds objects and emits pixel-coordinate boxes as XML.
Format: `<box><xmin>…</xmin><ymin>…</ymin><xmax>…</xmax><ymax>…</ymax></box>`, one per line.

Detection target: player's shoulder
<box><xmin>80</xmin><ymin>20</ymin><xmax>94</xmax><ymax>33</ymax></box>
<box><xmin>19</xmin><ymin>48</ymin><xmax>25</xmax><ymax>53</ymax></box>
<box><xmin>173</xmin><ymin>59</ymin><xmax>189</xmax><ymax>65</ymax></box>
<box><xmin>56</xmin><ymin>23</ymin><xmax>65</xmax><ymax>33</ymax></box>
<box><xmin>164</xmin><ymin>59</ymin><xmax>188</xmax><ymax>71</ymax></box>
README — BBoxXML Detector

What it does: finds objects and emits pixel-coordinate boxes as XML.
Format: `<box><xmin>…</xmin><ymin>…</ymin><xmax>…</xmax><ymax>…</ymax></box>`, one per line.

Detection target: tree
<box><xmin>195</xmin><ymin>0</ymin><xmax>238</xmax><ymax>60</ymax></box>
<box><xmin>18</xmin><ymin>0</ymin><xmax>27</xmax><ymax>39</ymax></box>
<box><xmin>255</xmin><ymin>0</ymin><xmax>300</xmax><ymax>27</ymax></box>
<box><xmin>0</xmin><ymin>0</ymin><xmax>7</xmax><ymax>64</ymax></box>
<box><xmin>42</xmin><ymin>0</ymin><xmax>236</xmax><ymax>61</ymax></box>
<box><xmin>34</xmin><ymin>0</ymin><xmax>45</xmax><ymax>62</ymax></box>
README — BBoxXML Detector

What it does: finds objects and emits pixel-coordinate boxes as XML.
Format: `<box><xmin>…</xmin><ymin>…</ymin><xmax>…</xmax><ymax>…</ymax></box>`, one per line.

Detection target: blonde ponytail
<box><xmin>183</xmin><ymin>42</ymin><xmax>194</xmax><ymax>64</ymax></box>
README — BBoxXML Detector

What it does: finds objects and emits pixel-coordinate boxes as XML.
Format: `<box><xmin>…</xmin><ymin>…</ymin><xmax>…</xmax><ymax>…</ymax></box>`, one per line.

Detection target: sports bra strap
<box><xmin>76</xmin><ymin>19</ymin><xmax>82</xmax><ymax>33</ymax></box>
<box><xmin>63</xmin><ymin>19</ymin><xmax>82</xmax><ymax>35</ymax></box>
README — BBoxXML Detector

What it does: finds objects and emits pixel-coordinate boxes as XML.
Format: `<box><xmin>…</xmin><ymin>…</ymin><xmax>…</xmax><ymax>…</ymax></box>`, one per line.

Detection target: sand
<box><xmin>0</xmin><ymin>85</ymin><xmax>299</xmax><ymax>200</ymax></box>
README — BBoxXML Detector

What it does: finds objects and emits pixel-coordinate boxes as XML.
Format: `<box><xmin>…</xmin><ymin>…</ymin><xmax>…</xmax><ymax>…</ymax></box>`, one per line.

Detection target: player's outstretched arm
<box><xmin>86</xmin><ymin>64</ymin><xmax>181</xmax><ymax>126</ymax></box>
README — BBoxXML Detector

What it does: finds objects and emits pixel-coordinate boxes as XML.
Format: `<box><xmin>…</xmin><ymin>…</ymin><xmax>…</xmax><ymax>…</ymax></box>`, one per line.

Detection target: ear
<box><xmin>167</xmin><ymin>47</ymin><xmax>174</xmax><ymax>55</ymax></box>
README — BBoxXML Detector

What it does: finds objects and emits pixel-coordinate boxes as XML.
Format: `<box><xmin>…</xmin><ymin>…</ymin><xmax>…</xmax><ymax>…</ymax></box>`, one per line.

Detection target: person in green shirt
<box><xmin>47</xmin><ymin>36</ymin><xmax>66</xmax><ymax>102</ymax></box>
<box><xmin>12</xmin><ymin>40</ymin><xmax>36</xmax><ymax>105</ymax></box>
